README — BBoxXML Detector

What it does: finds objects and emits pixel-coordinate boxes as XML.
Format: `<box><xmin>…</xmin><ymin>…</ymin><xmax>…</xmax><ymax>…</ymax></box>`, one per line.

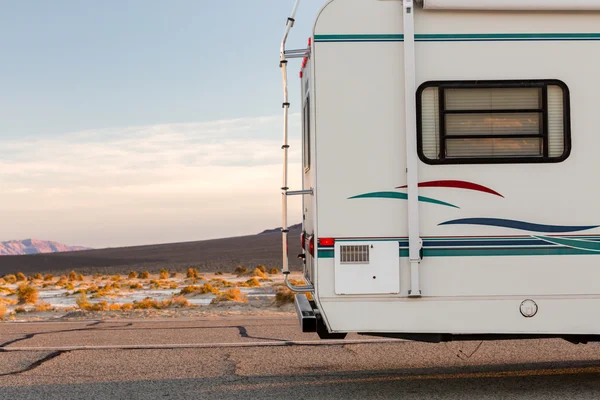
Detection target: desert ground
<box><xmin>0</xmin><ymin>267</ymin><xmax>305</xmax><ymax>322</ymax></box>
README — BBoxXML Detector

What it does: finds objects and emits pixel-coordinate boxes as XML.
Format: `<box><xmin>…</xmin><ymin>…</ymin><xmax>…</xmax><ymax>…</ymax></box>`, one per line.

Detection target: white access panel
<box><xmin>334</xmin><ymin>241</ymin><xmax>400</xmax><ymax>295</ymax></box>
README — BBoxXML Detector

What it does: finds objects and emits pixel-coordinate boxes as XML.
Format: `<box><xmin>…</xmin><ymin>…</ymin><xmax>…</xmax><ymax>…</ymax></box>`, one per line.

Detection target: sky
<box><xmin>0</xmin><ymin>0</ymin><xmax>328</xmax><ymax>248</ymax></box>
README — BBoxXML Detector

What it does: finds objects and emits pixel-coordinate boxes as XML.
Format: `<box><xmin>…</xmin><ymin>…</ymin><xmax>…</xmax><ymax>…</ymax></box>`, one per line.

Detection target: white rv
<box><xmin>279</xmin><ymin>0</ymin><xmax>600</xmax><ymax>342</ymax></box>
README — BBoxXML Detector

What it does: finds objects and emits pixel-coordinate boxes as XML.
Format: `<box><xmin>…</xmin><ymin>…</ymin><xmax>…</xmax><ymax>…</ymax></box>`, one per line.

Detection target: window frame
<box><xmin>416</xmin><ymin>79</ymin><xmax>571</xmax><ymax>165</ymax></box>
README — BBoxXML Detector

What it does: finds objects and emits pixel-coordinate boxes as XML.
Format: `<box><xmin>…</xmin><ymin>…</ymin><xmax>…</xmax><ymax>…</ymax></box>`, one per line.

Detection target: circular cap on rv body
<box><xmin>520</xmin><ymin>299</ymin><xmax>538</xmax><ymax>318</ymax></box>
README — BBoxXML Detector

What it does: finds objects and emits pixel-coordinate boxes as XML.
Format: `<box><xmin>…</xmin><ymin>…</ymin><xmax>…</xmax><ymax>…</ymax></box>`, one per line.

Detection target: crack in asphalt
<box><xmin>0</xmin><ymin>350</ymin><xmax>69</xmax><ymax>377</ymax></box>
<box><xmin>0</xmin><ymin>321</ymin><xmax>128</xmax><ymax>349</ymax></box>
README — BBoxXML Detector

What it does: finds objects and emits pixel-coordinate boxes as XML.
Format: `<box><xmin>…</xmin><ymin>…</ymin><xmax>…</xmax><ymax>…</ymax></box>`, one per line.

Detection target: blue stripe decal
<box><xmin>439</xmin><ymin>218</ymin><xmax>599</xmax><ymax>233</ymax></box>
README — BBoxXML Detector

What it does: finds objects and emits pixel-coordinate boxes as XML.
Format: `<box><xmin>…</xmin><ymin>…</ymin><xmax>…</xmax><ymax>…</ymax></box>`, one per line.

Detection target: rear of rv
<box><xmin>282</xmin><ymin>0</ymin><xmax>600</xmax><ymax>341</ymax></box>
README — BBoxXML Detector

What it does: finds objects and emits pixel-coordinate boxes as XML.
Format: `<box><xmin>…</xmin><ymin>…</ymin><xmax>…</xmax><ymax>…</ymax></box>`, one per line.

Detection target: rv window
<box><xmin>303</xmin><ymin>96</ymin><xmax>311</xmax><ymax>171</ymax></box>
<box><xmin>417</xmin><ymin>80</ymin><xmax>570</xmax><ymax>164</ymax></box>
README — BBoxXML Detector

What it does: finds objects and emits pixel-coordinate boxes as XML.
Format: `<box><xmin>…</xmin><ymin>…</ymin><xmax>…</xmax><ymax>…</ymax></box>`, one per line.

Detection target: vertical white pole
<box><xmin>403</xmin><ymin>0</ymin><xmax>422</xmax><ymax>297</ymax></box>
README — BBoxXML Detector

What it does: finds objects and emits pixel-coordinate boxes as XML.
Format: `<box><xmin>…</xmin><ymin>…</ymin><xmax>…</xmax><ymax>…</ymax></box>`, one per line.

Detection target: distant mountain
<box><xmin>0</xmin><ymin>239</ymin><xmax>91</xmax><ymax>256</ymax></box>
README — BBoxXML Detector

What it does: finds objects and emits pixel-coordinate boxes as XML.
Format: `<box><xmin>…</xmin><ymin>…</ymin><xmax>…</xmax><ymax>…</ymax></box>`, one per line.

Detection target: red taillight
<box><xmin>299</xmin><ymin>71</ymin><xmax>303</xmax><ymax>78</ymax></box>
<box><xmin>319</xmin><ymin>238</ymin><xmax>335</xmax><ymax>247</ymax></box>
<box><xmin>301</xmin><ymin>232</ymin><xmax>306</xmax><ymax>249</ymax></box>
<box><xmin>309</xmin><ymin>236</ymin><xmax>315</xmax><ymax>256</ymax></box>
<box><xmin>308</xmin><ymin>37</ymin><xmax>312</xmax><ymax>47</ymax></box>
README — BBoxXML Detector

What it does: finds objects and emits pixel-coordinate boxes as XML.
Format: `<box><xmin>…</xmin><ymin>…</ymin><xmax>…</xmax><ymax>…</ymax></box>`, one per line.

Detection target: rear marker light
<box><xmin>309</xmin><ymin>236</ymin><xmax>315</xmax><ymax>257</ymax></box>
<box><xmin>319</xmin><ymin>238</ymin><xmax>335</xmax><ymax>247</ymax></box>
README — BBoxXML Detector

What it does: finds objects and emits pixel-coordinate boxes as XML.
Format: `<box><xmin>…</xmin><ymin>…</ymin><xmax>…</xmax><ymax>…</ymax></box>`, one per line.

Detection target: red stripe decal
<box><xmin>397</xmin><ymin>180</ymin><xmax>504</xmax><ymax>198</ymax></box>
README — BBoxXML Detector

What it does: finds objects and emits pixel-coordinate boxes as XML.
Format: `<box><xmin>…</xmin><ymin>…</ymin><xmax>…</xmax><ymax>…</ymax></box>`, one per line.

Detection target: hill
<box><xmin>0</xmin><ymin>225</ymin><xmax>303</xmax><ymax>276</ymax></box>
<box><xmin>0</xmin><ymin>239</ymin><xmax>90</xmax><ymax>256</ymax></box>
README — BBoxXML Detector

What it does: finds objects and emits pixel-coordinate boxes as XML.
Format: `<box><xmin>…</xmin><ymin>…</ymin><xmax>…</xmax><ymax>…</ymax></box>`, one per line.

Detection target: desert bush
<box><xmin>76</xmin><ymin>293</ymin><xmax>91</xmax><ymax>309</ymax></box>
<box><xmin>68</xmin><ymin>271</ymin><xmax>77</xmax><ymax>281</ymax></box>
<box><xmin>78</xmin><ymin>274</ymin><xmax>84</xmax><ymax>281</ymax></box>
<box><xmin>252</xmin><ymin>268</ymin><xmax>267</xmax><ymax>279</ymax></box>
<box><xmin>4</xmin><ymin>274</ymin><xmax>17</xmax><ymax>284</ymax></box>
<box><xmin>128</xmin><ymin>271</ymin><xmax>138</xmax><ymax>279</ymax></box>
<box><xmin>275</xmin><ymin>287</ymin><xmax>295</xmax><ymax>306</ymax></box>
<box><xmin>0</xmin><ymin>278</ymin><xmax>5</xmax><ymax>285</ymax></box>
<box><xmin>111</xmin><ymin>275</ymin><xmax>121</xmax><ymax>282</ymax></box>
<box><xmin>239</xmin><ymin>277</ymin><xmax>261</xmax><ymax>288</ymax></box>
<box><xmin>159</xmin><ymin>269</ymin><xmax>169</xmax><ymax>280</ymax></box>
<box><xmin>121</xmin><ymin>303</ymin><xmax>133</xmax><ymax>311</ymax></box>
<box><xmin>94</xmin><ymin>273</ymin><xmax>102</xmax><ymax>279</ymax></box>
<box><xmin>269</xmin><ymin>268</ymin><xmax>279</xmax><ymax>275</ymax></box>
<box><xmin>34</xmin><ymin>302</ymin><xmax>53</xmax><ymax>312</ymax></box>
<box><xmin>90</xmin><ymin>301</ymin><xmax>109</xmax><ymax>311</ymax></box>
<box><xmin>0</xmin><ymin>286</ymin><xmax>15</xmax><ymax>295</ymax></box>
<box><xmin>234</xmin><ymin>266</ymin><xmax>249</xmax><ymax>275</ymax></box>
<box><xmin>256</xmin><ymin>265</ymin><xmax>267</xmax><ymax>274</ymax></box>
<box><xmin>65</xmin><ymin>282</ymin><xmax>75</xmax><ymax>290</ymax></box>
<box><xmin>212</xmin><ymin>288</ymin><xmax>247</xmax><ymax>304</ymax></box>
<box><xmin>215</xmin><ymin>271</ymin><xmax>224</xmax><ymax>276</ymax></box>
<box><xmin>170</xmin><ymin>295</ymin><xmax>189</xmax><ymax>308</ymax></box>
<box><xmin>133</xmin><ymin>298</ymin><xmax>164</xmax><ymax>310</ymax></box>
<box><xmin>129</xmin><ymin>283</ymin><xmax>143</xmax><ymax>290</ymax></box>
<box><xmin>209</xmin><ymin>278</ymin><xmax>234</xmax><ymax>288</ymax></box>
<box><xmin>33</xmin><ymin>273</ymin><xmax>43</xmax><ymax>280</ymax></box>
<box><xmin>139</xmin><ymin>271</ymin><xmax>150</xmax><ymax>279</ymax></box>
<box><xmin>15</xmin><ymin>307</ymin><xmax>26</xmax><ymax>314</ymax></box>
<box><xmin>187</xmin><ymin>268</ymin><xmax>199</xmax><ymax>279</ymax></box>
<box><xmin>109</xmin><ymin>303</ymin><xmax>122</xmax><ymax>311</ymax></box>
<box><xmin>16</xmin><ymin>272</ymin><xmax>27</xmax><ymax>282</ymax></box>
<box><xmin>180</xmin><ymin>285</ymin><xmax>199</xmax><ymax>295</ymax></box>
<box><xmin>43</xmin><ymin>274</ymin><xmax>54</xmax><ymax>281</ymax></box>
<box><xmin>288</xmin><ymin>279</ymin><xmax>307</xmax><ymax>286</ymax></box>
<box><xmin>17</xmin><ymin>284</ymin><xmax>38</xmax><ymax>304</ymax></box>
<box><xmin>0</xmin><ymin>303</ymin><xmax>6</xmax><ymax>320</ymax></box>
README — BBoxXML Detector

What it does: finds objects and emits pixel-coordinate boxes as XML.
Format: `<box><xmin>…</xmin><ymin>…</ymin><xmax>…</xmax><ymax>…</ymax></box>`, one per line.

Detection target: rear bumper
<box><xmin>294</xmin><ymin>294</ymin><xmax>317</xmax><ymax>332</ymax></box>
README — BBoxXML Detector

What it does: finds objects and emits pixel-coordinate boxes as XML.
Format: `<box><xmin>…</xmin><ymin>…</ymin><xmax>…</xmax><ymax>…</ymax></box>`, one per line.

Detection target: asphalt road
<box><xmin>1</xmin><ymin>316</ymin><xmax>600</xmax><ymax>399</ymax></box>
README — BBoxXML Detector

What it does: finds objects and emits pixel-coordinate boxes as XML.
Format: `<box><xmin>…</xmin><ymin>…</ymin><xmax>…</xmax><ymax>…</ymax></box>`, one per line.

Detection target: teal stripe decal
<box><xmin>349</xmin><ymin>191</ymin><xmax>459</xmax><ymax>209</ymax></box>
<box><xmin>315</xmin><ymin>33</ymin><xmax>600</xmax><ymax>43</ymax></box>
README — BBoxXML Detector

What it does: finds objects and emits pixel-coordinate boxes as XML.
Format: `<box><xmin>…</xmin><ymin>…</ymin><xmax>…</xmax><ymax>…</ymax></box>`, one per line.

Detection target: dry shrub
<box><xmin>94</xmin><ymin>273</ymin><xmax>102</xmax><ymax>279</ymax></box>
<box><xmin>128</xmin><ymin>271</ymin><xmax>138</xmax><ymax>279</ymax></box>
<box><xmin>0</xmin><ymin>286</ymin><xmax>15</xmax><ymax>295</ymax></box>
<box><xmin>109</xmin><ymin>303</ymin><xmax>123</xmax><ymax>311</ymax></box>
<box><xmin>0</xmin><ymin>278</ymin><xmax>5</xmax><ymax>285</ymax></box>
<box><xmin>210</xmin><ymin>278</ymin><xmax>234</xmax><ymax>288</ymax></box>
<box><xmin>121</xmin><ymin>303</ymin><xmax>133</xmax><ymax>311</ymax></box>
<box><xmin>139</xmin><ymin>271</ymin><xmax>150</xmax><ymax>279</ymax></box>
<box><xmin>16</xmin><ymin>272</ymin><xmax>27</xmax><ymax>282</ymax></box>
<box><xmin>33</xmin><ymin>273</ymin><xmax>43</xmax><ymax>280</ymax></box>
<box><xmin>111</xmin><ymin>275</ymin><xmax>121</xmax><ymax>282</ymax></box>
<box><xmin>0</xmin><ymin>303</ymin><xmax>6</xmax><ymax>320</ymax></box>
<box><xmin>17</xmin><ymin>284</ymin><xmax>38</xmax><ymax>304</ymax></box>
<box><xmin>34</xmin><ymin>302</ymin><xmax>53</xmax><ymax>312</ymax></box>
<box><xmin>4</xmin><ymin>274</ymin><xmax>17</xmax><ymax>284</ymax></box>
<box><xmin>212</xmin><ymin>288</ymin><xmax>247</xmax><ymax>304</ymax></box>
<box><xmin>256</xmin><ymin>265</ymin><xmax>267</xmax><ymax>274</ymax></box>
<box><xmin>168</xmin><ymin>282</ymin><xmax>178</xmax><ymax>289</ymax></box>
<box><xmin>170</xmin><ymin>295</ymin><xmax>189</xmax><ymax>308</ymax></box>
<box><xmin>65</xmin><ymin>282</ymin><xmax>75</xmax><ymax>290</ymax></box>
<box><xmin>133</xmin><ymin>298</ymin><xmax>164</xmax><ymax>310</ymax></box>
<box><xmin>43</xmin><ymin>274</ymin><xmax>54</xmax><ymax>281</ymax></box>
<box><xmin>239</xmin><ymin>277</ymin><xmax>261</xmax><ymax>288</ymax></box>
<box><xmin>68</xmin><ymin>271</ymin><xmax>77</xmax><ymax>281</ymax></box>
<box><xmin>129</xmin><ymin>283</ymin><xmax>143</xmax><ymax>290</ymax></box>
<box><xmin>90</xmin><ymin>301</ymin><xmax>109</xmax><ymax>311</ymax></box>
<box><xmin>234</xmin><ymin>266</ymin><xmax>249</xmax><ymax>275</ymax></box>
<box><xmin>0</xmin><ymin>298</ymin><xmax>17</xmax><ymax>305</ymax></box>
<box><xmin>275</xmin><ymin>287</ymin><xmax>295</xmax><ymax>306</ymax></box>
<box><xmin>93</xmin><ymin>283</ymin><xmax>120</xmax><ymax>298</ymax></box>
<box><xmin>215</xmin><ymin>271</ymin><xmax>224</xmax><ymax>276</ymax></box>
<box><xmin>252</xmin><ymin>268</ymin><xmax>267</xmax><ymax>279</ymax></box>
<box><xmin>72</xmin><ymin>289</ymin><xmax>87</xmax><ymax>295</ymax></box>
<box><xmin>288</xmin><ymin>279</ymin><xmax>307</xmax><ymax>286</ymax></box>
<box><xmin>15</xmin><ymin>307</ymin><xmax>26</xmax><ymax>314</ymax></box>
<box><xmin>269</xmin><ymin>268</ymin><xmax>280</xmax><ymax>275</ymax></box>
<box><xmin>78</xmin><ymin>274</ymin><xmax>84</xmax><ymax>282</ymax></box>
<box><xmin>187</xmin><ymin>268</ymin><xmax>199</xmax><ymax>279</ymax></box>
<box><xmin>180</xmin><ymin>285</ymin><xmax>200</xmax><ymax>295</ymax></box>
<box><xmin>159</xmin><ymin>269</ymin><xmax>169</xmax><ymax>280</ymax></box>
<box><xmin>76</xmin><ymin>293</ymin><xmax>91</xmax><ymax>309</ymax></box>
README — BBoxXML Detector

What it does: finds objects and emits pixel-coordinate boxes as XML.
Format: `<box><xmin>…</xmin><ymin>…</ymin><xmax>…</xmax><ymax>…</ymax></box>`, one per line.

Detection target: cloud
<box><xmin>0</xmin><ymin>115</ymin><xmax>304</xmax><ymax>247</ymax></box>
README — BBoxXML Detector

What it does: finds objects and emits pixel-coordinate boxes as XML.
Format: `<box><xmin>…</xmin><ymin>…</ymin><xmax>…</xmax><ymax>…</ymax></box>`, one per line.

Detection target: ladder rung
<box><xmin>286</xmin><ymin>190</ymin><xmax>313</xmax><ymax>196</ymax></box>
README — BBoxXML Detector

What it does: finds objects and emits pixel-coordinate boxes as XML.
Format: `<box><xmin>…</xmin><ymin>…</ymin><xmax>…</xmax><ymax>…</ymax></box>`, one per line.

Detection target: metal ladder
<box><xmin>280</xmin><ymin>0</ymin><xmax>313</xmax><ymax>292</ymax></box>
